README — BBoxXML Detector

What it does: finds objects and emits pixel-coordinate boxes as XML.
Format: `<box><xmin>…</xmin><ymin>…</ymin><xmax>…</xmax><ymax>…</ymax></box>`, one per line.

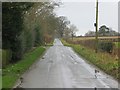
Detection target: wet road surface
<box><xmin>18</xmin><ymin>39</ymin><xmax>118</xmax><ymax>89</ymax></box>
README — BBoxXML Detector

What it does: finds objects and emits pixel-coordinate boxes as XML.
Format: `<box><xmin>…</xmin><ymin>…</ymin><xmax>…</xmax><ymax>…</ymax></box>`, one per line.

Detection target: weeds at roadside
<box><xmin>61</xmin><ymin>39</ymin><xmax>119</xmax><ymax>80</ymax></box>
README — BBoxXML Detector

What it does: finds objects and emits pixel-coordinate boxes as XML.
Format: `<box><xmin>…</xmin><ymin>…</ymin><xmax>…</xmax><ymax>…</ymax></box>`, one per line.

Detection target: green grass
<box><xmin>2</xmin><ymin>46</ymin><xmax>46</xmax><ymax>88</ymax></box>
<box><xmin>0</xmin><ymin>70</ymin><xmax>1</xmax><ymax>90</ymax></box>
<box><xmin>2</xmin><ymin>49</ymin><xmax>12</xmax><ymax>68</ymax></box>
<box><xmin>114</xmin><ymin>42</ymin><xmax>120</xmax><ymax>48</ymax></box>
<box><xmin>0</xmin><ymin>50</ymin><xmax>2</xmax><ymax>89</ymax></box>
<box><xmin>61</xmin><ymin>40</ymin><xmax>119</xmax><ymax>80</ymax></box>
<box><xmin>46</xmin><ymin>40</ymin><xmax>54</xmax><ymax>46</ymax></box>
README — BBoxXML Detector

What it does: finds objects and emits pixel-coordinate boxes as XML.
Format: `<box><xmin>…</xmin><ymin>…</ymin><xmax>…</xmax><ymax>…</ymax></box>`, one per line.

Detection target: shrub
<box><xmin>98</xmin><ymin>41</ymin><xmax>114</xmax><ymax>53</ymax></box>
<box><xmin>2</xmin><ymin>3</ymin><xmax>34</xmax><ymax>63</ymax></box>
<box><xmin>2</xmin><ymin>49</ymin><xmax>12</xmax><ymax>67</ymax></box>
<box><xmin>34</xmin><ymin>25</ymin><xmax>43</xmax><ymax>46</ymax></box>
<box><xmin>24</xmin><ymin>30</ymin><xmax>34</xmax><ymax>52</ymax></box>
<box><xmin>10</xmin><ymin>34</ymin><xmax>25</xmax><ymax>62</ymax></box>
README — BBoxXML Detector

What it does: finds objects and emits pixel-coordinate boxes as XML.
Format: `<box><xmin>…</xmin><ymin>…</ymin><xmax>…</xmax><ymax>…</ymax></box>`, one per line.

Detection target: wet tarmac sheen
<box><xmin>19</xmin><ymin>39</ymin><xmax>118</xmax><ymax>89</ymax></box>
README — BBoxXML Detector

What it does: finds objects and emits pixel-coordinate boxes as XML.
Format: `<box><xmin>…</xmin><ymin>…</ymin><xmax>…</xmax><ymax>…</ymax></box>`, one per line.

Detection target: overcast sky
<box><xmin>55</xmin><ymin>0</ymin><xmax>119</xmax><ymax>36</ymax></box>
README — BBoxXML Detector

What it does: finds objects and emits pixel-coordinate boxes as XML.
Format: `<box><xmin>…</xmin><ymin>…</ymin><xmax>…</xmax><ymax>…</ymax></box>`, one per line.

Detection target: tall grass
<box><xmin>62</xmin><ymin>40</ymin><xmax>119</xmax><ymax>80</ymax></box>
<box><xmin>114</xmin><ymin>42</ymin><xmax>120</xmax><ymax>48</ymax></box>
<box><xmin>2</xmin><ymin>50</ymin><xmax>12</xmax><ymax>68</ymax></box>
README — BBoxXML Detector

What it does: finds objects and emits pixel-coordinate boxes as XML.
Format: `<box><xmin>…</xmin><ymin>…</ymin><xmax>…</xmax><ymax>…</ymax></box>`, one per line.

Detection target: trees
<box><xmin>2</xmin><ymin>2</ymin><xmax>34</xmax><ymax>61</ymax></box>
<box><xmin>99</xmin><ymin>25</ymin><xmax>119</xmax><ymax>36</ymax></box>
<box><xmin>85</xmin><ymin>25</ymin><xmax>119</xmax><ymax>37</ymax></box>
<box><xmin>69</xmin><ymin>24</ymin><xmax>78</xmax><ymax>40</ymax></box>
<box><xmin>24</xmin><ymin>2</ymin><xmax>61</xmax><ymax>45</ymax></box>
<box><xmin>55</xmin><ymin>16</ymin><xmax>70</xmax><ymax>37</ymax></box>
<box><xmin>2</xmin><ymin>1</ymin><xmax>61</xmax><ymax>63</ymax></box>
<box><xmin>99</xmin><ymin>25</ymin><xmax>109</xmax><ymax>36</ymax></box>
<box><xmin>85</xmin><ymin>31</ymin><xmax>95</xmax><ymax>36</ymax></box>
<box><xmin>63</xmin><ymin>27</ymin><xmax>71</xmax><ymax>41</ymax></box>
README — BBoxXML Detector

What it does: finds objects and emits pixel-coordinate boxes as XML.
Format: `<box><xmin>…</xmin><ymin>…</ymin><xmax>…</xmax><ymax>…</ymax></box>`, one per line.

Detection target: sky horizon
<box><xmin>55</xmin><ymin>0</ymin><xmax>118</xmax><ymax>36</ymax></box>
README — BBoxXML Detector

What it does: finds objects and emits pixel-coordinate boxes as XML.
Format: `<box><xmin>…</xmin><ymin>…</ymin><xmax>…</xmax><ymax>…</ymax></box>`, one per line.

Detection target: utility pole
<box><xmin>95</xmin><ymin>0</ymin><xmax>98</xmax><ymax>53</ymax></box>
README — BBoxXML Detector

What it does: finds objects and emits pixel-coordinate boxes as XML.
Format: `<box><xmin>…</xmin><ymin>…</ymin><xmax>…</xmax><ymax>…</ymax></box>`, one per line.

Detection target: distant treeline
<box><xmin>85</xmin><ymin>25</ymin><xmax>120</xmax><ymax>37</ymax></box>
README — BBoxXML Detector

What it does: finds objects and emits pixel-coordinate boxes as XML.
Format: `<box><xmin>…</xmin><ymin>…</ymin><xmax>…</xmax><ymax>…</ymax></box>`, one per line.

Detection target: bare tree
<box><xmin>63</xmin><ymin>27</ymin><xmax>71</xmax><ymax>41</ymax></box>
<box><xmin>69</xmin><ymin>24</ymin><xmax>78</xmax><ymax>40</ymax></box>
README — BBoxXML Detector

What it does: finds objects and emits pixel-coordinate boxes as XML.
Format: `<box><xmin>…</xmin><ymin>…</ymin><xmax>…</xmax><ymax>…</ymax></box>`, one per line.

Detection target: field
<box><xmin>68</xmin><ymin>36</ymin><xmax>120</xmax><ymax>56</ymax></box>
<box><xmin>74</xmin><ymin>36</ymin><xmax>120</xmax><ymax>41</ymax></box>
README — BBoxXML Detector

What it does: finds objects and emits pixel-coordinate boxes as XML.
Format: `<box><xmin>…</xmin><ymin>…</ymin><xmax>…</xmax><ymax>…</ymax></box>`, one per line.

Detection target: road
<box><xmin>17</xmin><ymin>39</ymin><xmax>118</xmax><ymax>89</ymax></box>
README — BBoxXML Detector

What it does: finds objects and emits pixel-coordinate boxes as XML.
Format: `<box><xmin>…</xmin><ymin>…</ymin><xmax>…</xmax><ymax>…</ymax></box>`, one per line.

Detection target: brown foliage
<box><xmin>44</xmin><ymin>33</ymin><xmax>52</xmax><ymax>44</ymax></box>
<box><xmin>67</xmin><ymin>38</ymin><xmax>119</xmax><ymax>57</ymax></box>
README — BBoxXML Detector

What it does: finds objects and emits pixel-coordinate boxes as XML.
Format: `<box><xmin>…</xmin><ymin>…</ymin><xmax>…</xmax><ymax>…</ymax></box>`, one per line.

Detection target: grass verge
<box><xmin>114</xmin><ymin>42</ymin><xmax>120</xmax><ymax>48</ymax></box>
<box><xmin>46</xmin><ymin>40</ymin><xmax>54</xmax><ymax>46</ymax></box>
<box><xmin>2</xmin><ymin>46</ymin><xmax>46</xmax><ymax>88</ymax></box>
<box><xmin>0</xmin><ymin>72</ymin><xmax>1</xmax><ymax>90</ymax></box>
<box><xmin>61</xmin><ymin>39</ymin><xmax>119</xmax><ymax>80</ymax></box>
